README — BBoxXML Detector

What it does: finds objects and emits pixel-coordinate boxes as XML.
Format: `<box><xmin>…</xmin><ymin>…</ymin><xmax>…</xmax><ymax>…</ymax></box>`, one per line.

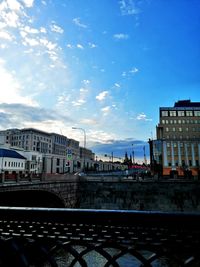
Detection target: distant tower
<box><xmin>143</xmin><ymin>146</ymin><xmax>147</xmax><ymax>165</ymax></box>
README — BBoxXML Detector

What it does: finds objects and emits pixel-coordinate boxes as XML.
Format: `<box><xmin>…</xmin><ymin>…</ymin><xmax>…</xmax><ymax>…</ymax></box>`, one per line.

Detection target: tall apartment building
<box><xmin>149</xmin><ymin>100</ymin><xmax>200</xmax><ymax>178</ymax></box>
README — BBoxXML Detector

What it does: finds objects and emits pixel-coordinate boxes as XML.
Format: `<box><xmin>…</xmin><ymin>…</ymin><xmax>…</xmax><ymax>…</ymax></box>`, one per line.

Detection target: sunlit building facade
<box><xmin>149</xmin><ymin>100</ymin><xmax>200</xmax><ymax>178</ymax></box>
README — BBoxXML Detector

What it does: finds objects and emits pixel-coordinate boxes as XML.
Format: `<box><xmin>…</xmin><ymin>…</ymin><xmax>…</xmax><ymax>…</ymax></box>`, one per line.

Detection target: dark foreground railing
<box><xmin>0</xmin><ymin>207</ymin><xmax>200</xmax><ymax>266</ymax></box>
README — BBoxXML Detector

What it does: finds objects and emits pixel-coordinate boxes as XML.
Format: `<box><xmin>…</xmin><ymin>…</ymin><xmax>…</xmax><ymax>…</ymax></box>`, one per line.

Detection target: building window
<box><xmin>161</xmin><ymin>111</ymin><xmax>168</xmax><ymax>117</ymax></box>
<box><xmin>166</xmin><ymin>127</ymin><xmax>169</xmax><ymax>132</ymax></box>
<box><xmin>178</xmin><ymin>120</ymin><xmax>182</xmax><ymax>124</ymax></box>
<box><xmin>172</xmin><ymin>127</ymin><xmax>176</xmax><ymax>132</ymax></box>
<box><xmin>4</xmin><ymin>161</ymin><xmax>7</xmax><ymax>167</ymax></box>
<box><xmin>162</xmin><ymin>120</ymin><xmax>165</xmax><ymax>124</ymax></box>
<box><xmin>178</xmin><ymin>111</ymin><xmax>185</xmax><ymax>116</ymax></box>
<box><xmin>186</xmin><ymin>111</ymin><xmax>193</xmax><ymax>116</ymax></box>
<box><xmin>178</xmin><ymin>127</ymin><xmax>182</xmax><ymax>132</ymax></box>
<box><xmin>194</xmin><ymin>111</ymin><xmax>200</xmax><ymax>116</ymax></box>
<box><xmin>169</xmin><ymin>111</ymin><xmax>176</xmax><ymax>117</ymax></box>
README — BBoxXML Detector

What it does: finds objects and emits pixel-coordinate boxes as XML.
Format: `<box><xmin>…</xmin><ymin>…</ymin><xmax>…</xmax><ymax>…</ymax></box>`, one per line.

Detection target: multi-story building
<box><xmin>0</xmin><ymin>128</ymin><xmax>69</xmax><ymax>174</ymax></box>
<box><xmin>0</xmin><ymin>128</ymin><xmax>97</xmax><ymax>174</ymax></box>
<box><xmin>0</xmin><ymin>128</ymin><xmax>52</xmax><ymax>153</ymax></box>
<box><xmin>149</xmin><ymin>100</ymin><xmax>200</xmax><ymax>178</ymax></box>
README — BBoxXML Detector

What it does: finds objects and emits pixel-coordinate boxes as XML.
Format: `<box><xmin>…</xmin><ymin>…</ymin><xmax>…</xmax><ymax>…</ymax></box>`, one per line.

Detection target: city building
<box><xmin>149</xmin><ymin>100</ymin><xmax>200</xmax><ymax>178</ymax></box>
<box><xmin>0</xmin><ymin>147</ymin><xmax>26</xmax><ymax>181</ymax></box>
<box><xmin>0</xmin><ymin>127</ymin><xmax>126</xmax><ymax>175</ymax></box>
<box><xmin>0</xmin><ymin>128</ymin><xmax>52</xmax><ymax>153</ymax></box>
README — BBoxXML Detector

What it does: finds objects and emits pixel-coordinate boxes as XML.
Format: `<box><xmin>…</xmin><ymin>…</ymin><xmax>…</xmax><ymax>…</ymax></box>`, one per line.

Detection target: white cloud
<box><xmin>119</xmin><ymin>0</ymin><xmax>140</xmax><ymax>16</ymax></box>
<box><xmin>0</xmin><ymin>60</ymin><xmax>37</xmax><ymax>106</ymax></box>
<box><xmin>136</xmin><ymin>113</ymin><xmax>152</xmax><ymax>121</ymax></box>
<box><xmin>88</xmin><ymin>42</ymin><xmax>97</xmax><ymax>48</ymax></box>
<box><xmin>0</xmin><ymin>9</ymin><xmax>20</xmax><ymax>28</ymax></box>
<box><xmin>22</xmin><ymin>0</ymin><xmax>34</xmax><ymax>8</ymax></box>
<box><xmin>73</xmin><ymin>17</ymin><xmax>87</xmax><ymax>28</ymax></box>
<box><xmin>77</xmin><ymin>44</ymin><xmax>84</xmax><ymax>49</ymax></box>
<box><xmin>114</xmin><ymin>83</ymin><xmax>120</xmax><ymax>88</ymax></box>
<box><xmin>67</xmin><ymin>43</ymin><xmax>73</xmax><ymax>49</ymax></box>
<box><xmin>7</xmin><ymin>0</ymin><xmax>21</xmax><ymax>11</ymax></box>
<box><xmin>50</xmin><ymin>24</ymin><xmax>64</xmax><ymax>34</ymax></box>
<box><xmin>72</xmin><ymin>99</ymin><xmax>86</xmax><ymax>106</ymax></box>
<box><xmin>96</xmin><ymin>91</ymin><xmax>109</xmax><ymax>101</ymax></box>
<box><xmin>40</xmin><ymin>27</ymin><xmax>46</xmax><ymax>33</ymax></box>
<box><xmin>113</xmin><ymin>33</ymin><xmax>129</xmax><ymax>40</ymax></box>
<box><xmin>101</xmin><ymin>106</ymin><xmax>110</xmax><ymax>115</ymax></box>
<box><xmin>71</xmin><ymin>86</ymin><xmax>89</xmax><ymax>107</ymax></box>
<box><xmin>24</xmin><ymin>25</ymin><xmax>39</xmax><ymax>34</ymax></box>
<box><xmin>82</xmin><ymin>79</ymin><xmax>90</xmax><ymax>85</ymax></box>
<box><xmin>89</xmin><ymin>130</ymin><xmax>116</xmax><ymax>143</ymax></box>
<box><xmin>0</xmin><ymin>30</ymin><xmax>12</xmax><ymax>40</ymax></box>
<box><xmin>130</xmin><ymin>67</ymin><xmax>139</xmax><ymax>74</ymax></box>
<box><xmin>80</xmin><ymin>118</ymin><xmax>97</xmax><ymax>125</ymax></box>
<box><xmin>23</xmin><ymin>36</ymin><xmax>39</xmax><ymax>46</ymax></box>
<box><xmin>122</xmin><ymin>67</ymin><xmax>139</xmax><ymax>77</ymax></box>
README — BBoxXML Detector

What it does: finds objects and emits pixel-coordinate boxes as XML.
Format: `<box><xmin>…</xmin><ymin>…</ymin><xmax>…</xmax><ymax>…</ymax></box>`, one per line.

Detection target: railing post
<box><xmin>16</xmin><ymin>173</ymin><xmax>19</xmax><ymax>183</ymax></box>
<box><xmin>1</xmin><ymin>172</ymin><xmax>5</xmax><ymax>183</ymax></box>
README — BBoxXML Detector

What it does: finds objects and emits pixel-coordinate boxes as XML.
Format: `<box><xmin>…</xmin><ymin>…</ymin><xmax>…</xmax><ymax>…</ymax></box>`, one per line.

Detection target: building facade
<box><xmin>0</xmin><ymin>147</ymin><xmax>26</xmax><ymax>181</ymax></box>
<box><xmin>149</xmin><ymin>100</ymin><xmax>200</xmax><ymax>178</ymax></box>
<box><xmin>0</xmin><ymin>127</ymin><xmax>126</xmax><ymax>175</ymax></box>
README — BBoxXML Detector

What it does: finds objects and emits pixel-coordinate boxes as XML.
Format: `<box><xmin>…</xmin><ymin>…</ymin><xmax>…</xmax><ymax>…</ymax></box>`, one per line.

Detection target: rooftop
<box><xmin>174</xmin><ymin>100</ymin><xmax>200</xmax><ymax>107</ymax></box>
<box><xmin>0</xmin><ymin>148</ymin><xmax>26</xmax><ymax>159</ymax></box>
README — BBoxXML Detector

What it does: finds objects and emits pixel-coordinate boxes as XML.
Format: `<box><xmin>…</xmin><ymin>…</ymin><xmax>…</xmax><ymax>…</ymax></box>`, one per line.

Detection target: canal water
<box><xmin>43</xmin><ymin>246</ymin><xmax>170</xmax><ymax>266</ymax></box>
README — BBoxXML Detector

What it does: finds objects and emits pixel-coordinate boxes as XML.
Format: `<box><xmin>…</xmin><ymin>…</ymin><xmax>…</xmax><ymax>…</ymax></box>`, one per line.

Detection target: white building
<box><xmin>0</xmin><ymin>147</ymin><xmax>26</xmax><ymax>180</ymax></box>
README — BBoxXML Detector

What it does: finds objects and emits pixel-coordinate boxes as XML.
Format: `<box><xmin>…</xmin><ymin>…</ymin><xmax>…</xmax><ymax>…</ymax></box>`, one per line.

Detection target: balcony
<box><xmin>0</xmin><ymin>207</ymin><xmax>200</xmax><ymax>266</ymax></box>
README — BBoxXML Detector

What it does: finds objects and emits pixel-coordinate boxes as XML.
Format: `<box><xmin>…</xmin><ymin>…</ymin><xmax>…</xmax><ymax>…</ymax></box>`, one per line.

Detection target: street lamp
<box><xmin>72</xmin><ymin>127</ymin><xmax>86</xmax><ymax>172</ymax></box>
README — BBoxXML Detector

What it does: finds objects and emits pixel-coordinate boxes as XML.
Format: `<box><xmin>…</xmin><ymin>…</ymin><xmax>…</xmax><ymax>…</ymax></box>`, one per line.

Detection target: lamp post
<box><xmin>72</xmin><ymin>127</ymin><xmax>86</xmax><ymax>172</ymax></box>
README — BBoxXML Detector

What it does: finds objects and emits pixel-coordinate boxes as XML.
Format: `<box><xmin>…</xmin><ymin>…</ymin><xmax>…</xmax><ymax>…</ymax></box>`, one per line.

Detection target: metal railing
<box><xmin>0</xmin><ymin>207</ymin><xmax>200</xmax><ymax>266</ymax></box>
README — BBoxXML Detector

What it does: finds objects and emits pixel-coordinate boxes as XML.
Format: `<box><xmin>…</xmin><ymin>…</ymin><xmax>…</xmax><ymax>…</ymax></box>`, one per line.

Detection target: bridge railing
<box><xmin>0</xmin><ymin>207</ymin><xmax>200</xmax><ymax>266</ymax></box>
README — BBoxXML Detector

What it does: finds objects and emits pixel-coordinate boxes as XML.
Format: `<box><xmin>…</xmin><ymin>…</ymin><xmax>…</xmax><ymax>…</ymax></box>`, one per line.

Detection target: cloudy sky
<box><xmin>0</xmin><ymin>0</ymin><xmax>200</xmax><ymax>162</ymax></box>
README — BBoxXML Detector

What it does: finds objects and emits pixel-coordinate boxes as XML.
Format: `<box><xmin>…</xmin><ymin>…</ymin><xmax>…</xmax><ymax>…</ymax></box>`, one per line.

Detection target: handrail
<box><xmin>0</xmin><ymin>207</ymin><xmax>200</xmax><ymax>266</ymax></box>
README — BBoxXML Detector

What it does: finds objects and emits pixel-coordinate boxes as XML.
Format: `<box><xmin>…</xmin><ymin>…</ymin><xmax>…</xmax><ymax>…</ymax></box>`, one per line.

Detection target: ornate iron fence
<box><xmin>0</xmin><ymin>207</ymin><xmax>200</xmax><ymax>266</ymax></box>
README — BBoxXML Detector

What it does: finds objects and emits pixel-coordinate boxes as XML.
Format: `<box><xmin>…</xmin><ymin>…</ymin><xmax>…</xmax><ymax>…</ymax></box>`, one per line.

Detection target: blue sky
<box><xmin>0</xmin><ymin>0</ymin><xmax>199</xmax><ymax>162</ymax></box>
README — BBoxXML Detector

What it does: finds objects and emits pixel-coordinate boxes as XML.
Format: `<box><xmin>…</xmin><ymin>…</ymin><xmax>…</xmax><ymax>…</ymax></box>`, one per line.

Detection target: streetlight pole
<box><xmin>72</xmin><ymin>127</ymin><xmax>86</xmax><ymax>172</ymax></box>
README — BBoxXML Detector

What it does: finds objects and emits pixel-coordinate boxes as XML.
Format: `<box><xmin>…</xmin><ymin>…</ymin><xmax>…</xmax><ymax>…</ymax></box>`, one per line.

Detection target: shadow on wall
<box><xmin>0</xmin><ymin>190</ymin><xmax>65</xmax><ymax>208</ymax></box>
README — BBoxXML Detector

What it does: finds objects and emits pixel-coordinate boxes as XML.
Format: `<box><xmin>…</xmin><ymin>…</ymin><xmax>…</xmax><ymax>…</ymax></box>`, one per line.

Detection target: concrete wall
<box><xmin>78</xmin><ymin>180</ymin><xmax>200</xmax><ymax>212</ymax></box>
<box><xmin>1</xmin><ymin>177</ymin><xmax>200</xmax><ymax>212</ymax></box>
